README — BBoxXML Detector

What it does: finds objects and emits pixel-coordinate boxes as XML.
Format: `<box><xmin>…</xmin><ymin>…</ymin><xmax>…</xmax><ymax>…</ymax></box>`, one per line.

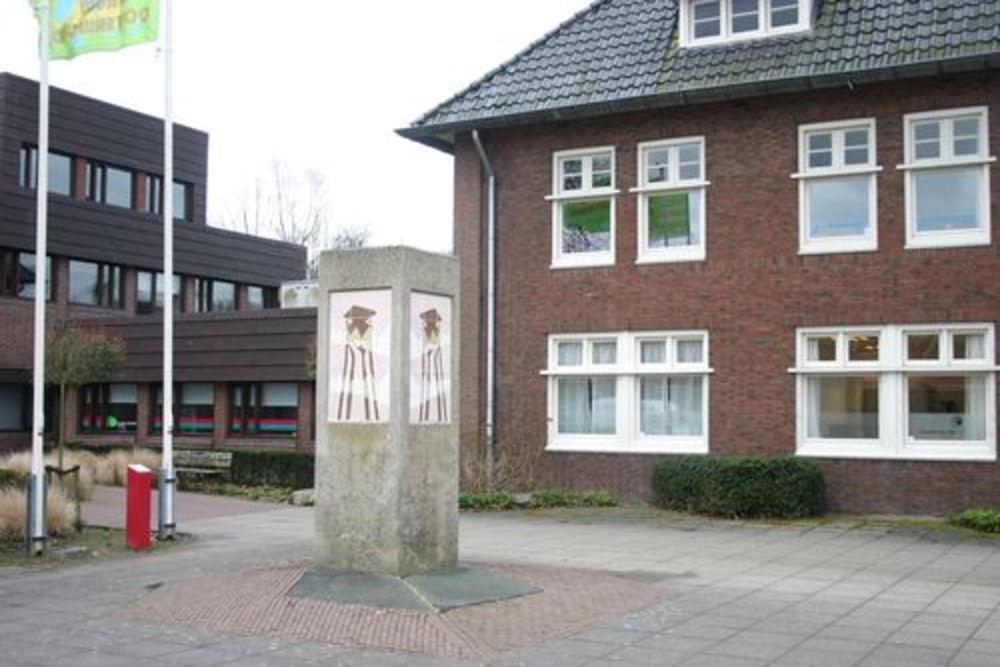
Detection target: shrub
<box><xmin>0</xmin><ymin>486</ymin><xmax>75</xmax><ymax>542</ymax></box>
<box><xmin>230</xmin><ymin>450</ymin><xmax>314</xmax><ymax>490</ymax></box>
<box><xmin>459</xmin><ymin>491</ymin><xmax>514</xmax><ymax>510</ymax></box>
<box><xmin>950</xmin><ymin>509</ymin><xmax>1000</xmax><ymax>534</ymax></box>
<box><xmin>0</xmin><ymin>469</ymin><xmax>25</xmax><ymax>490</ymax></box>
<box><xmin>531</xmin><ymin>489</ymin><xmax>617</xmax><ymax>508</ymax></box>
<box><xmin>652</xmin><ymin>456</ymin><xmax>826</xmax><ymax>519</ymax></box>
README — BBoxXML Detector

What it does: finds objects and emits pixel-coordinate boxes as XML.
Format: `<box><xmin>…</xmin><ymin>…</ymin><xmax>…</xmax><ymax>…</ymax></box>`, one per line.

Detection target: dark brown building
<box><xmin>401</xmin><ymin>0</ymin><xmax>1000</xmax><ymax>513</ymax></box>
<box><xmin>0</xmin><ymin>72</ymin><xmax>316</xmax><ymax>453</ymax></box>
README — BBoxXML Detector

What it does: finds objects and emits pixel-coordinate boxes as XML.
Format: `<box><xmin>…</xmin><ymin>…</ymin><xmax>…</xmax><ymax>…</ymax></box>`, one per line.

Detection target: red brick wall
<box><xmin>454</xmin><ymin>72</ymin><xmax>1000</xmax><ymax>514</ymax></box>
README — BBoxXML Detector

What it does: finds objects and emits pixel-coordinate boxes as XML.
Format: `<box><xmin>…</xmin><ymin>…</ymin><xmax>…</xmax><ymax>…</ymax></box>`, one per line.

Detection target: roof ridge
<box><xmin>409</xmin><ymin>0</ymin><xmax>616</xmax><ymax>129</ymax></box>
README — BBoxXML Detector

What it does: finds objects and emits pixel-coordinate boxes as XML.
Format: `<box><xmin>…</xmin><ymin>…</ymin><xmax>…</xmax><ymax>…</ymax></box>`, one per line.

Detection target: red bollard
<box><xmin>126</xmin><ymin>464</ymin><xmax>152</xmax><ymax>551</ymax></box>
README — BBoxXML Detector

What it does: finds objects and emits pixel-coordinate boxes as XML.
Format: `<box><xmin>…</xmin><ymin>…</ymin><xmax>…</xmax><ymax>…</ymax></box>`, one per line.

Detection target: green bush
<box><xmin>0</xmin><ymin>469</ymin><xmax>25</xmax><ymax>490</ymax></box>
<box><xmin>459</xmin><ymin>491</ymin><xmax>514</xmax><ymax>510</ymax></box>
<box><xmin>950</xmin><ymin>509</ymin><xmax>1000</xmax><ymax>534</ymax></box>
<box><xmin>652</xmin><ymin>456</ymin><xmax>826</xmax><ymax>519</ymax></box>
<box><xmin>230</xmin><ymin>450</ymin><xmax>314</xmax><ymax>490</ymax></box>
<box><xmin>531</xmin><ymin>489</ymin><xmax>617</xmax><ymax>508</ymax></box>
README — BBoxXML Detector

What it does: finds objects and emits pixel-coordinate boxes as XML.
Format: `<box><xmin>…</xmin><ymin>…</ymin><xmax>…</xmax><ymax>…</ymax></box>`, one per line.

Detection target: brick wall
<box><xmin>454</xmin><ymin>72</ymin><xmax>1000</xmax><ymax>514</ymax></box>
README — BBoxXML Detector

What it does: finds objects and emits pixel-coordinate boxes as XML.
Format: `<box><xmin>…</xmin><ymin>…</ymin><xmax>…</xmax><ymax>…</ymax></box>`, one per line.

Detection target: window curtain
<box><xmin>558</xmin><ymin>377</ymin><xmax>615</xmax><ymax>434</ymax></box>
<box><xmin>640</xmin><ymin>376</ymin><xmax>702</xmax><ymax>436</ymax></box>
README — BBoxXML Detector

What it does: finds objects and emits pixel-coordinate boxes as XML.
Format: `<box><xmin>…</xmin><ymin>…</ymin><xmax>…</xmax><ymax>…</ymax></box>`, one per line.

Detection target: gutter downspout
<box><xmin>471</xmin><ymin>130</ymin><xmax>496</xmax><ymax>490</ymax></box>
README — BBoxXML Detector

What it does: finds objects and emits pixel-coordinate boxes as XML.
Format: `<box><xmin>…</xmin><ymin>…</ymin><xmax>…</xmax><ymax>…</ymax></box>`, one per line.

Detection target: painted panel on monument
<box><xmin>410</xmin><ymin>292</ymin><xmax>452</xmax><ymax>425</ymax></box>
<box><xmin>328</xmin><ymin>289</ymin><xmax>392</xmax><ymax>424</ymax></box>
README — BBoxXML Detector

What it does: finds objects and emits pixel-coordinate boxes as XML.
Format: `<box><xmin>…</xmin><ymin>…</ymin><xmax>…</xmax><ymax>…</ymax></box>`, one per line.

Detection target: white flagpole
<box><xmin>159</xmin><ymin>0</ymin><xmax>176</xmax><ymax>538</ymax></box>
<box><xmin>28</xmin><ymin>1</ymin><xmax>51</xmax><ymax>556</ymax></box>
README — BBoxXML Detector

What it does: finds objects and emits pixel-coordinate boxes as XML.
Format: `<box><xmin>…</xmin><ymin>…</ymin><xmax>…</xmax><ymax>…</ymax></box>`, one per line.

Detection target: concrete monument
<box><xmin>314</xmin><ymin>247</ymin><xmax>459</xmax><ymax>575</ymax></box>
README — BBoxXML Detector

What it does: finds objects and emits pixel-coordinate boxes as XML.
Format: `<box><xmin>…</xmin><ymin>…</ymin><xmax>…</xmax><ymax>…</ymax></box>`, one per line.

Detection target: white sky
<box><xmin>1</xmin><ymin>1</ymin><xmax>591</xmax><ymax>253</ymax></box>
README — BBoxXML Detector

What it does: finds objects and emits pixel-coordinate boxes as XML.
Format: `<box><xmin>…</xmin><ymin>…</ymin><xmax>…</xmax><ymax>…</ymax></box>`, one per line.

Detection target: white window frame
<box><xmin>544</xmin><ymin>331</ymin><xmax>711</xmax><ymax>454</ymax></box>
<box><xmin>680</xmin><ymin>0</ymin><xmax>813</xmax><ymax>47</ymax></box>
<box><xmin>794</xmin><ymin>324</ymin><xmax>997</xmax><ymax>461</ymax></box>
<box><xmin>633</xmin><ymin>137</ymin><xmax>709</xmax><ymax>264</ymax></box>
<box><xmin>547</xmin><ymin>147</ymin><xmax>618</xmax><ymax>269</ymax></box>
<box><xmin>900</xmin><ymin>107</ymin><xmax>994</xmax><ymax>249</ymax></box>
<box><xmin>794</xmin><ymin>119</ymin><xmax>880</xmax><ymax>254</ymax></box>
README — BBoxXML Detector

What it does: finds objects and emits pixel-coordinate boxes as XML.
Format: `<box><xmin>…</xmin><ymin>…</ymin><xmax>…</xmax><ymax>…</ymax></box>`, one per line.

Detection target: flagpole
<box><xmin>159</xmin><ymin>0</ymin><xmax>176</xmax><ymax>538</ymax></box>
<box><xmin>28</xmin><ymin>0</ymin><xmax>51</xmax><ymax>556</ymax></box>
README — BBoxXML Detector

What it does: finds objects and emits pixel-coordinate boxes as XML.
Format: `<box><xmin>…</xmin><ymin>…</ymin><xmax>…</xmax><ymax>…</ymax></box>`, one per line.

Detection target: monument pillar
<box><xmin>315</xmin><ymin>247</ymin><xmax>459</xmax><ymax>575</ymax></box>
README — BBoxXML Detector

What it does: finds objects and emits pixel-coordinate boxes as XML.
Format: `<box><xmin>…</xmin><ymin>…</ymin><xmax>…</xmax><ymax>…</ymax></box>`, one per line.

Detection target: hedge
<box><xmin>0</xmin><ymin>469</ymin><xmax>25</xmax><ymax>490</ymax></box>
<box><xmin>230</xmin><ymin>450</ymin><xmax>314</xmax><ymax>490</ymax></box>
<box><xmin>652</xmin><ymin>456</ymin><xmax>826</xmax><ymax>519</ymax></box>
<box><xmin>949</xmin><ymin>509</ymin><xmax>1000</xmax><ymax>534</ymax></box>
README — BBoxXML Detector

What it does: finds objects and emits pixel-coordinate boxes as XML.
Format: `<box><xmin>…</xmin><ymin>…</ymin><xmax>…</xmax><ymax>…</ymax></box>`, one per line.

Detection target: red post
<box><xmin>126</xmin><ymin>464</ymin><xmax>152</xmax><ymax>551</ymax></box>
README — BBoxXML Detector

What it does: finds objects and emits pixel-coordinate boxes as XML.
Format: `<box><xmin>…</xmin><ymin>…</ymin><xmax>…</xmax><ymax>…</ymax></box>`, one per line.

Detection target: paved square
<box><xmin>1</xmin><ymin>492</ymin><xmax>998</xmax><ymax>666</ymax></box>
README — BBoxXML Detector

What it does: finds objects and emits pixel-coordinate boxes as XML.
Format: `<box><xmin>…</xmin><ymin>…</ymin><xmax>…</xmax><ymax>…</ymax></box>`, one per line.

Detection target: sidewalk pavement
<box><xmin>1</xmin><ymin>492</ymin><xmax>998</xmax><ymax>666</ymax></box>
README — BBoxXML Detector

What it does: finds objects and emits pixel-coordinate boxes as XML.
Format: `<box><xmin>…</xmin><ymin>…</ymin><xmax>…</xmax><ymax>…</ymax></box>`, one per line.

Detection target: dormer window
<box><xmin>682</xmin><ymin>0</ymin><xmax>811</xmax><ymax>47</ymax></box>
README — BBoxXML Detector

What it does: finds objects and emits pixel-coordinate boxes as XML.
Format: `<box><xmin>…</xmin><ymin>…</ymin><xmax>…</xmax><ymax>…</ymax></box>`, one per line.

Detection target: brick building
<box><xmin>400</xmin><ymin>0</ymin><xmax>1000</xmax><ymax>513</ymax></box>
<box><xmin>0</xmin><ymin>72</ymin><xmax>317</xmax><ymax>453</ymax></box>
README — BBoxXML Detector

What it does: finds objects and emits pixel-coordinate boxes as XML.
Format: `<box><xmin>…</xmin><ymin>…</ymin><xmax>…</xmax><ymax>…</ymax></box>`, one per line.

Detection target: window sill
<box><xmin>547</xmin><ymin>439</ymin><xmax>708</xmax><ymax>455</ymax></box>
<box><xmin>636</xmin><ymin>248</ymin><xmax>706</xmax><ymax>264</ymax></box>
<box><xmin>798</xmin><ymin>241</ymin><xmax>878</xmax><ymax>256</ymax></box>
<box><xmin>797</xmin><ymin>443</ymin><xmax>996</xmax><ymax>462</ymax></box>
<box><xmin>904</xmin><ymin>234</ymin><xmax>991</xmax><ymax>250</ymax></box>
<box><xmin>550</xmin><ymin>255</ymin><xmax>616</xmax><ymax>270</ymax></box>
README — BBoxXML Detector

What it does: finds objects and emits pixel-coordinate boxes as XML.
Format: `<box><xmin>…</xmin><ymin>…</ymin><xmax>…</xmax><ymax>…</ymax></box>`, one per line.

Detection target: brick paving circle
<box><xmin>124</xmin><ymin>561</ymin><xmax>668</xmax><ymax>660</ymax></box>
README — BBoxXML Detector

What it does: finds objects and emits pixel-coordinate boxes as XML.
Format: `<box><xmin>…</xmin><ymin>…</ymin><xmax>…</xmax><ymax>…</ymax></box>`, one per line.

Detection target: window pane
<box><xmin>49</xmin><ymin>153</ymin><xmax>72</xmax><ymax>196</ymax></box>
<box><xmin>647</xmin><ymin>190</ymin><xmax>701</xmax><ymax>248</ymax></box>
<box><xmin>107</xmin><ymin>384</ymin><xmax>137</xmax><ymax>433</ymax></box>
<box><xmin>260</xmin><ymin>383</ymin><xmax>298</xmax><ymax>438</ymax></box>
<box><xmin>137</xmin><ymin>271</ymin><xmax>154</xmax><ymax>314</ymax></box>
<box><xmin>913</xmin><ymin>121</ymin><xmax>941</xmax><ymax>160</ymax></box>
<box><xmin>731</xmin><ymin>0</ymin><xmax>759</xmax><ymax>33</ymax></box>
<box><xmin>173</xmin><ymin>182</ymin><xmax>190</xmax><ymax>220</ymax></box>
<box><xmin>561</xmin><ymin>200</ymin><xmax>611</xmax><ymax>253</ymax></box>
<box><xmin>646</xmin><ymin>147</ymin><xmax>669</xmax><ymax>184</ymax></box>
<box><xmin>806</xmin><ymin>176</ymin><xmax>870</xmax><ymax>238</ymax></box>
<box><xmin>592</xmin><ymin>341</ymin><xmax>617</xmax><ymax>364</ymax></box>
<box><xmin>677</xmin><ymin>339</ymin><xmax>704</xmax><ymax>363</ymax></box>
<box><xmin>807</xmin><ymin>336</ymin><xmax>837</xmax><ymax>362</ymax></box>
<box><xmin>678</xmin><ymin>144</ymin><xmax>701</xmax><ymax>180</ymax></box>
<box><xmin>848</xmin><ymin>335</ymin><xmax>879</xmax><ymax>362</ymax></box>
<box><xmin>693</xmin><ymin>0</ymin><xmax>721</xmax><ymax>38</ymax></box>
<box><xmin>19</xmin><ymin>146</ymin><xmax>36</xmax><ymax>188</ymax></box>
<box><xmin>807</xmin><ymin>132</ymin><xmax>833</xmax><ymax>169</ymax></box>
<box><xmin>843</xmin><ymin>129</ymin><xmax>869</xmax><ymax>166</ymax></box>
<box><xmin>16</xmin><ymin>253</ymin><xmax>49</xmax><ymax>300</ymax></box>
<box><xmin>145</xmin><ymin>175</ymin><xmax>162</xmax><ymax>214</ymax></box>
<box><xmin>105</xmin><ymin>167</ymin><xmax>132</xmax><ymax>208</ymax></box>
<box><xmin>952</xmin><ymin>117</ymin><xmax>980</xmax><ymax>156</ymax></box>
<box><xmin>771</xmin><ymin>0</ymin><xmax>798</xmax><ymax>27</ymax></box>
<box><xmin>212</xmin><ymin>281</ymin><xmax>236</xmax><ymax>311</ymax></box>
<box><xmin>806</xmin><ymin>376</ymin><xmax>879</xmax><ymax>439</ymax></box>
<box><xmin>557</xmin><ymin>377</ymin><xmax>615</xmax><ymax>435</ymax></box>
<box><xmin>179</xmin><ymin>383</ymin><xmax>214</xmax><ymax>434</ymax></box>
<box><xmin>953</xmin><ymin>333</ymin><xmax>986</xmax><ymax>360</ymax></box>
<box><xmin>914</xmin><ymin>167</ymin><xmax>982</xmax><ymax>231</ymax></box>
<box><xmin>69</xmin><ymin>260</ymin><xmax>100</xmax><ymax>306</ymax></box>
<box><xmin>640</xmin><ymin>376</ymin><xmax>703</xmax><ymax>436</ymax></box>
<box><xmin>558</xmin><ymin>341</ymin><xmax>583</xmax><ymax>366</ymax></box>
<box><xmin>907</xmin><ymin>334</ymin><xmax>940</xmax><ymax>361</ymax></box>
<box><xmin>908</xmin><ymin>375</ymin><xmax>986</xmax><ymax>441</ymax></box>
<box><xmin>0</xmin><ymin>384</ymin><xmax>25</xmax><ymax>431</ymax></box>
<box><xmin>640</xmin><ymin>340</ymin><xmax>666</xmax><ymax>364</ymax></box>
<box><xmin>247</xmin><ymin>285</ymin><xmax>265</xmax><ymax>310</ymax></box>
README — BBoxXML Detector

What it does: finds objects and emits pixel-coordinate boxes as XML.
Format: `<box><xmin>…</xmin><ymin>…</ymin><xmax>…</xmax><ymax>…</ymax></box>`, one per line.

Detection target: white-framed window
<box><xmin>547</xmin><ymin>147</ymin><xmax>617</xmax><ymax>269</ymax></box>
<box><xmin>794</xmin><ymin>324</ymin><xmax>997</xmax><ymax>461</ymax></box>
<box><xmin>900</xmin><ymin>107</ymin><xmax>993</xmax><ymax>249</ymax></box>
<box><xmin>794</xmin><ymin>119</ymin><xmax>880</xmax><ymax>254</ymax></box>
<box><xmin>545</xmin><ymin>331</ymin><xmax>710</xmax><ymax>454</ymax></box>
<box><xmin>680</xmin><ymin>0</ymin><xmax>812</xmax><ymax>47</ymax></box>
<box><xmin>633</xmin><ymin>137</ymin><xmax>708</xmax><ymax>263</ymax></box>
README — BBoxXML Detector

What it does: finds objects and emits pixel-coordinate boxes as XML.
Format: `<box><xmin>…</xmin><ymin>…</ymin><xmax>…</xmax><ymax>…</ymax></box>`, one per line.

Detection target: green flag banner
<box><xmin>28</xmin><ymin>0</ymin><xmax>160</xmax><ymax>60</ymax></box>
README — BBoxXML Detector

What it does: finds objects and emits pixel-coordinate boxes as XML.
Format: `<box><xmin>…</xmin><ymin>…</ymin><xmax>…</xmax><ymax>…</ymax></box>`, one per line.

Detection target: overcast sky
<box><xmin>1</xmin><ymin>1</ymin><xmax>591</xmax><ymax>252</ymax></box>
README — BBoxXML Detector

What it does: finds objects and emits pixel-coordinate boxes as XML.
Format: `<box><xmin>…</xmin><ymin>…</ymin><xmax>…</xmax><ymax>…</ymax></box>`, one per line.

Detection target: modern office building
<box><xmin>0</xmin><ymin>72</ymin><xmax>316</xmax><ymax>453</ymax></box>
<box><xmin>401</xmin><ymin>0</ymin><xmax>1000</xmax><ymax>513</ymax></box>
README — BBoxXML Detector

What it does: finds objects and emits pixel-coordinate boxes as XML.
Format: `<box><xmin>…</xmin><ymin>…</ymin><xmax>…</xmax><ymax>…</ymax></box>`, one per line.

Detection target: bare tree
<box><xmin>223</xmin><ymin>160</ymin><xmax>369</xmax><ymax>277</ymax></box>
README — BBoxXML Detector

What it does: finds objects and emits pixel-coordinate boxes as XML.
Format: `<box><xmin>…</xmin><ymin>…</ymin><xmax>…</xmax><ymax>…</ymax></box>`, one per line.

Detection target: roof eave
<box><xmin>400</xmin><ymin>52</ymin><xmax>1000</xmax><ymax>148</ymax></box>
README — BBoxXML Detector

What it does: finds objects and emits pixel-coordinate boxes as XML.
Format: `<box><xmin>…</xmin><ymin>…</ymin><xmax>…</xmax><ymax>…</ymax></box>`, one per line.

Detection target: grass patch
<box><xmin>178</xmin><ymin>479</ymin><xmax>293</xmax><ymax>503</ymax></box>
<box><xmin>0</xmin><ymin>527</ymin><xmax>192</xmax><ymax>570</ymax></box>
<box><xmin>459</xmin><ymin>491</ymin><xmax>514</xmax><ymax>511</ymax></box>
<box><xmin>459</xmin><ymin>489</ymin><xmax>617</xmax><ymax>511</ymax></box>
